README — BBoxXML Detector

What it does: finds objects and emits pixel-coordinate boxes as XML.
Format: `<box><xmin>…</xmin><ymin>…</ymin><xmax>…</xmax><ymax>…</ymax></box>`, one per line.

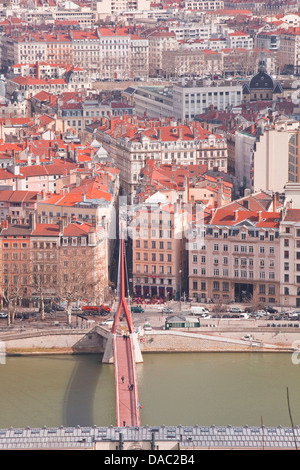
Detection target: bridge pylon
<box><xmin>103</xmin><ymin>227</ymin><xmax>143</xmax><ymax>364</ymax></box>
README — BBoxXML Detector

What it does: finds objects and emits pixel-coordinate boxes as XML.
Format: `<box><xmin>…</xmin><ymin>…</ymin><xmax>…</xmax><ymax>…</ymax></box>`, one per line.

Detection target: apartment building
<box><xmin>0</xmin><ymin>215</ymin><xmax>109</xmax><ymax>310</ymax></box>
<box><xmin>279</xmin><ymin>204</ymin><xmax>300</xmax><ymax>308</ymax></box>
<box><xmin>255</xmin><ymin>31</ymin><xmax>281</xmax><ymax>52</ymax></box>
<box><xmin>1</xmin><ymin>28</ymin><xmax>149</xmax><ymax>80</ymax></box>
<box><xmin>161</xmin><ymin>49</ymin><xmax>222</xmax><ymax>78</ymax></box>
<box><xmin>131</xmin><ymin>200</ymin><xmax>187</xmax><ymax>300</ymax></box>
<box><xmin>135</xmin><ymin>158</ymin><xmax>233</xmax><ymax>206</ymax></box>
<box><xmin>23</xmin><ymin>8</ymin><xmax>96</xmax><ymax>28</ymax></box>
<box><xmin>278</xmin><ymin>27</ymin><xmax>300</xmax><ymax>74</ymax></box>
<box><xmin>188</xmin><ymin>192</ymin><xmax>281</xmax><ymax>305</ymax></box>
<box><xmin>183</xmin><ymin>0</ymin><xmax>224</xmax><ymax>10</ymax></box>
<box><xmin>167</xmin><ymin>22</ymin><xmax>218</xmax><ymax>42</ymax></box>
<box><xmin>92</xmin><ymin>0</ymin><xmax>152</xmax><ymax>17</ymax></box>
<box><xmin>1</xmin><ymin>32</ymin><xmax>74</xmax><ymax>68</ymax></box>
<box><xmin>253</xmin><ymin>119</ymin><xmax>300</xmax><ymax>194</ymax></box>
<box><xmin>30</xmin><ymin>220</ymin><xmax>60</xmax><ymax>309</ymax></box>
<box><xmin>0</xmin><ymin>190</ymin><xmax>38</xmax><ymax>224</ymax></box>
<box><xmin>226</xmin><ymin>31</ymin><xmax>253</xmax><ymax>50</ymax></box>
<box><xmin>71</xmin><ymin>28</ymin><xmax>132</xmax><ymax>80</ymax></box>
<box><xmin>223</xmin><ymin>0</ymin><xmax>298</xmax><ymax>14</ymax></box>
<box><xmin>59</xmin><ymin>219</ymin><xmax>108</xmax><ymax>305</ymax></box>
<box><xmin>94</xmin><ymin>117</ymin><xmax>228</xmax><ymax>201</ymax></box>
<box><xmin>1</xmin><ymin>219</ymin><xmax>31</xmax><ymax>307</ymax></box>
<box><xmin>147</xmin><ymin>30</ymin><xmax>178</xmax><ymax>76</ymax></box>
<box><xmin>130</xmin><ymin>35</ymin><xmax>149</xmax><ymax>80</ymax></box>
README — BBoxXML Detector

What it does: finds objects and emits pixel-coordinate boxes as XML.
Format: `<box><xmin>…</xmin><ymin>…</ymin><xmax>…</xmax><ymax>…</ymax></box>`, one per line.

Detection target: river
<box><xmin>0</xmin><ymin>352</ymin><xmax>300</xmax><ymax>429</ymax></box>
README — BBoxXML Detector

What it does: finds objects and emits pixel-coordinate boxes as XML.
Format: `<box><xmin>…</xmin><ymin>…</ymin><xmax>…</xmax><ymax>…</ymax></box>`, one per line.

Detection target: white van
<box><xmin>239</xmin><ymin>313</ymin><xmax>249</xmax><ymax>319</ymax></box>
<box><xmin>190</xmin><ymin>306</ymin><xmax>209</xmax><ymax>316</ymax></box>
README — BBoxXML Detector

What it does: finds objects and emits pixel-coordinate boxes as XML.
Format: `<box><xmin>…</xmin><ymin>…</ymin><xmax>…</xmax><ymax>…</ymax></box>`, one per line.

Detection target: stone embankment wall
<box><xmin>1</xmin><ymin>326</ymin><xmax>298</xmax><ymax>354</ymax></box>
<box><xmin>0</xmin><ymin>327</ymin><xmax>108</xmax><ymax>354</ymax></box>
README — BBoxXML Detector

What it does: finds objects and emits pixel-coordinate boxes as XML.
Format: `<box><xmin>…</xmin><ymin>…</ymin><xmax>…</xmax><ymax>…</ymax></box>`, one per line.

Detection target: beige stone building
<box><xmin>188</xmin><ymin>192</ymin><xmax>281</xmax><ymax>306</ymax></box>
<box><xmin>280</xmin><ymin>204</ymin><xmax>300</xmax><ymax>308</ymax></box>
<box><xmin>131</xmin><ymin>199</ymin><xmax>187</xmax><ymax>300</ymax></box>
<box><xmin>147</xmin><ymin>31</ymin><xmax>178</xmax><ymax>76</ymax></box>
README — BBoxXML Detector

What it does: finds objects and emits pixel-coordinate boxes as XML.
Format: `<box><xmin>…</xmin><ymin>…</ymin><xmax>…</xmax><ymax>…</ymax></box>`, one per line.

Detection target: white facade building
<box><xmin>253</xmin><ymin>120</ymin><xmax>300</xmax><ymax>194</ymax></box>
<box><xmin>172</xmin><ymin>80</ymin><xmax>243</xmax><ymax>121</ymax></box>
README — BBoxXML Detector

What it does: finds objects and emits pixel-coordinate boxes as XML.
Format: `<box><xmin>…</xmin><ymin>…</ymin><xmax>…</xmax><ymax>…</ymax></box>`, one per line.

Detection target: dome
<box><xmin>10</xmin><ymin>90</ymin><xmax>24</xmax><ymax>104</ymax></box>
<box><xmin>249</xmin><ymin>71</ymin><xmax>274</xmax><ymax>90</ymax></box>
<box><xmin>249</xmin><ymin>50</ymin><xmax>274</xmax><ymax>91</ymax></box>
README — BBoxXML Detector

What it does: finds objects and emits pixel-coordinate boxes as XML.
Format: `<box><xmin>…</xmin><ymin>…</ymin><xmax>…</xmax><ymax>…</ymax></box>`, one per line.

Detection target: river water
<box><xmin>0</xmin><ymin>352</ymin><xmax>300</xmax><ymax>429</ymax></box>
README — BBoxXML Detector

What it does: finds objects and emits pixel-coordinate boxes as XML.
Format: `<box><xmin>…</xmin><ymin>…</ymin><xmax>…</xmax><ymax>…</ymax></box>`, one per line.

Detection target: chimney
<box><xmin>88</xmin><ymin>226</ymin><xmax>96</xmax><ymax>245</ymax></box>
<box><xmin>58</xmin><ymin>217</ymin><xmax>63</xmax><ymax>234</ymax></box>
<box><xmin>272</xmin><ymin>192</ymin><xmax>277</xmax><ymax>212</ymax></box>
<box><xmin>29</xmin><ymin>212</ymin><xmax>36</xmax><ymax>231</ymax></box>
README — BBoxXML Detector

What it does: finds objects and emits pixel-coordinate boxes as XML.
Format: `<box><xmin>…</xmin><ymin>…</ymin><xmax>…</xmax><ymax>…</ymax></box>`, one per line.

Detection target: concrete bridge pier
<box><xmin>102</xmin><ymin>332</ymin><xmax>143</xmax><ymax>364</ymax></box>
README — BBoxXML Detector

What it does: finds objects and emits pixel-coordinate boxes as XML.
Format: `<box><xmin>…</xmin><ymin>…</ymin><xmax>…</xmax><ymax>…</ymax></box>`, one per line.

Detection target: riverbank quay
<box><xmin>1</xmin><ymin>320</ymin><xmax>300</xmax><ymax>354</ymax></box>
<box><xmin>0</xmin><ymin>424</ymin><xmax>299</xmax><ymax>450</ymax></box>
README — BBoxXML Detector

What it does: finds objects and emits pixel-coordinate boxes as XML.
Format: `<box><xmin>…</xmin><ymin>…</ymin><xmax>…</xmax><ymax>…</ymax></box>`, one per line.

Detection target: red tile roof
<box><xmin>31</xmin><ymin>223</ymin><xmax>60</xmax><ymax>237</ymax></box>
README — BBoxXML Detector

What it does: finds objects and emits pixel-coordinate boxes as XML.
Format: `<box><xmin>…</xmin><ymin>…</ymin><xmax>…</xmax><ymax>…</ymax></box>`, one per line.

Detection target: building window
<box><xmin>213</xmin><ymin>281</ymin><xmax>219</xmax><ymax>291</ymax></box>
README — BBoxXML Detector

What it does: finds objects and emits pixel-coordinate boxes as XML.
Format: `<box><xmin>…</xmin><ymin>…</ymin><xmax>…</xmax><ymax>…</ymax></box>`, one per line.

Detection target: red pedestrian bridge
<box><xmin>104</xmin><ymin>228</ymin><xmax>142</xmax><ymax>427</ymax></box>
<box><xmin>113</xmin><ymin>334</ymin><xmax>140</xmax><ymax>427</ymax></box>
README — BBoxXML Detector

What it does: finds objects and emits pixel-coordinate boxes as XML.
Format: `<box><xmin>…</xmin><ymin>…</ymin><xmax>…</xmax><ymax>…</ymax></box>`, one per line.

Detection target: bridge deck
<box><xmin>114</xmin><ymin>334</ymin><xmax>140</xmax><ymax>427</ymax></box>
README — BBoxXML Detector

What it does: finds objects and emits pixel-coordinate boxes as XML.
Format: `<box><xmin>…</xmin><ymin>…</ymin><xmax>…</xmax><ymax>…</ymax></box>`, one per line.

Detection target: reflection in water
<box><xmin>63</xmin><ymin>354</ymin><xmax>116</xmax><ymax>427</ymax></box>
<box><xmin>63</xmin><ymin>355</ymin><xmax>101</xmax><ymax>427</ymax></box>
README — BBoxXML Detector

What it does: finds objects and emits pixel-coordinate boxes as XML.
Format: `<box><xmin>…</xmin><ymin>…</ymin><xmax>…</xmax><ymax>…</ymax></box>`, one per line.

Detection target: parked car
<box><xmin>255</xmin><ymin>310</ymin><xmax>267</xmax><ymax>318</ymax></box>
<box><xmin>162</xmin><ymin>307</ymin><xmax>173</xmax><ymax>314</ymax></box>
<box><xmin>200</xmin><ymin>314</ymin><xmax>211</xmax><ymax>319</ymax></box>
<box><xmin>71</xmin><ymin>306</ymin><xmax>81</xmax><ymax>312</ymax></box>
<box><xmin>131</xmin><ymin>306</ymin><xmax>144</xmax><ymax>313</ymax></box>
<box><xmin>190</xmin><ymin>306</ymin><xmax>209</xmax><ymax>315</ymax></box>
<box><xmin>239</xmin><ymin>313</ymin><xmax>250</xmax><ymax>319</ymax></box>
<box><xmin>244</xmin><ymin>307</ymin><xmax>255</xmax><ymax>313</ymax></box>
<box><xmin>229</xmin><ymin>306</ymin><xmax>243</xmax><ymax>313</ymax></box>
<box><xmin>289</xmin><ymin>311</ymin><xmax>300</xmax><ymax>320</ymax></box>
<box><xmin>0</xmin><ymin>312</ymin><xmax>7</xmax><ymax>318</ymax></box>
<box><xmin>265</xmin><ymin>306</ymin><xmax>278</xmax><ymax>314</ymax></box>
<box><xmin>102</xmin><ymin>318</ymin><xmax>114</xmax><ymax>326</ymax></box>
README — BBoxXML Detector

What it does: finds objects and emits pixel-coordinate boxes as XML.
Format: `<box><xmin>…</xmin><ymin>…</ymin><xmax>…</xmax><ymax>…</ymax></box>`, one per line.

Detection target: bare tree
<box><xmin>243</xmin><ymin>294</ymin><xmax>264</xmax><ymax>313</ymax></box>
<box><xmin>30</xmin><ymin>271</ymin><xmax>51</xmax><ymax>321</ymax></box>
<box><xmin>57</xmin><ymin>248</ymin><xmax>100</xmax><ymax>325</ymax></box>
<box><xmin>2</xmin><ymin>270</ymin><xmax>27</xmax><ymax>326</ymax></box>
<box><xmin>30</xmin><ymin>238</ymin><xmax>59</xmax><ymax>321</ymax></box>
